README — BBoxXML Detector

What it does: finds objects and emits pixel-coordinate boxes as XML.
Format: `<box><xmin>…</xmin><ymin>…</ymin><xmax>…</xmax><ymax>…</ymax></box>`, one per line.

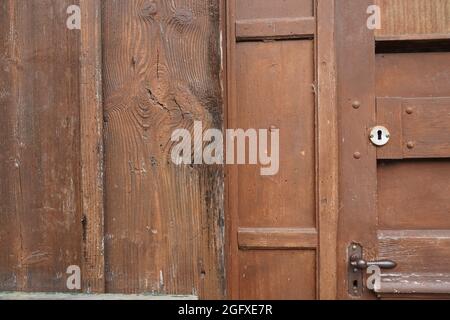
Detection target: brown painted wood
<box><xmin>102</xmin><ymin>0</ymin><xmax>225</xmax><ymax>298</ymax></box>
<box><xmin>225</xmin><ymin>0</ymin><xmax>239</xmax><ymax>300</ymax></box>
<box><xmin>317</xmin><ymin>0</ymin><xmax>339</xmax><ymax>300</ymax></box>
<box><xmin>236</xmin><ymin>17</ymin><xmax>316</xmax><ymax>41</ymax></box>
<box><xmin>238</xmin><ymin>228</ymin><xmax>318</xmax><ymax>250</ymax></box>
<box><xmin>402</xmin><ymin>98</ymin><xmax>450</xmax><ymax>158</ymax></box>
<box><xmin>376</xmin><ymin>53</ymin><xmax>450</xmax><ymax>98</ymax></box>
<box><xmin>378</xmin><ymin>159</ymin><xmax>450</xmax><ymax>230</ymax></box>
<box><xmin>227</xmin><ymin>0</ymin><xmax>318</xmax><ymax>300</ymax></box>
<box><xmin>336</xmin><ymin>0</ymin><xmax>378</xmax><ymax>299</ymax></box>
<box><xmin>236</xmin><ymin>0</ymin><xmax>314</xmax><ymax>20</ymax></box>
<box><xmin>0</xmin><ymin>0</ymin><xmax>83</xmax><ymax>292</ymax></box>
<box><xmin>337</xmin><ymin>0</ymin><xmax>450</xmax><ymax>299</ymax></box>
<box><xmin>238</xmin><ymin>250</ymin><xmax>316</xmax><ymax>300</ymax></box>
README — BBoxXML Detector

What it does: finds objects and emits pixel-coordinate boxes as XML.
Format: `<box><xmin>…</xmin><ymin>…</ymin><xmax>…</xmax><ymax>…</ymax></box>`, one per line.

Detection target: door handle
<box><xmin>350</xmin><ymin>254</ymin><xmax>397</xmax><ymax>270</ymax></box>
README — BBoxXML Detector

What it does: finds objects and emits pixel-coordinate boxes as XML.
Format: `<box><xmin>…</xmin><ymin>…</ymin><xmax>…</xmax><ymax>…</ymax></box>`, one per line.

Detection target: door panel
<box><xmin>236</xmin><ymin>41</ymin><xmax>316</xmax><ymax>229</ymax></box>
<box><xmin>378</xmin><ymin>160</ymin><xmax>450</xmax><ymax>229</ymax></box>
<box><xmin>374</xmin><ymin>51</ymin><xmax>450</xmax><ymax>296</ymax></box>
<box><xmin>227</xmin><ymin>0</ymin><xmax>318</xmax><ymax>300</ymax></box>
<box><xmin>238</xmin><ymin>250</ymin><xmax>316</xmax><ymax>300</ymax></box>
<box><xmin>337</xmin><ymin>0</ymin><xmax>450</xmax><ymax>299</ymax></box>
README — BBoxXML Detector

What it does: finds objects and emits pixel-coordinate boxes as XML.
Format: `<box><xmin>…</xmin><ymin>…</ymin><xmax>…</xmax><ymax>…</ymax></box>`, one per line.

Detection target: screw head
<box><xmin>407</xmin><ymin>141</ymin><xmax>415</xmax><ymax>149</ymax></box>
<box><xmin>353</xmin><ymin>152</ymin><xmax>361</xmax><ymax>159</ymax></box>
<box><xmin>406</xmin><ymin>107</ymin><xmax>414</xmax><ymax>115</ymax></box>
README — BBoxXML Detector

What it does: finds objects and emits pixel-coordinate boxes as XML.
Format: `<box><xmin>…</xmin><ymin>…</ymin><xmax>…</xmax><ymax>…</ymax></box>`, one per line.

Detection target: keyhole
<box><xmin>377</xmin><ymin>130</ymin><xmax>383</xmax><ymax>141</ymax></box>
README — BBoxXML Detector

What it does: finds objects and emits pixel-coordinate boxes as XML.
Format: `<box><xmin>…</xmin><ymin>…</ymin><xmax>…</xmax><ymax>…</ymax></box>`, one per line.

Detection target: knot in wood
<box><xmin>173</xmin><ymin>8</ymin><xmax>194</xmax><ymax>26</ymax></box>
<box><xmin>140</xmin><ymin>2</ymin><xmax>157</xmax><ymax>17</ymax></box>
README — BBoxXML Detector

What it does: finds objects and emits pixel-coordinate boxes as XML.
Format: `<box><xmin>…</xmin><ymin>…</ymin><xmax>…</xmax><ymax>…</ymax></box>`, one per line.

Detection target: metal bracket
<box><xmin>348</xmin><ymin>243</ymin><xmax>363</xmax><ymax>297</ymax></box>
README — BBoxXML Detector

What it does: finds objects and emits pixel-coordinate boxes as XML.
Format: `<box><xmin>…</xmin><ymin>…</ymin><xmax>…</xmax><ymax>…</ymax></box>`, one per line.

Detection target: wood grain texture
<box><xmin>79</xmin><ymin>0</ymin><xmax>105</xmax><ymax>293</ymax></box>
<box><xmin>378</xmin><ymin>230</ymin><xmax>450</xmax><ymax>274</ymax></box>
<box><xmin>102</xmin><ymin>0</ymin><xmax>225</xmax><ymax>298</ymax></box>
<box><xmin>0</xmin><ymin>0</ymin><xmax>83</xmax><ymax>292</ymax></box>
<box><xmin>317</xmin><ymin>0</ymin><xmax>338</xmax><ymax>300</ymax></box>
<box><xmin>375</xmin><ymin>0</ymin><xmax>450</xmax><ymax>39</ymax></box>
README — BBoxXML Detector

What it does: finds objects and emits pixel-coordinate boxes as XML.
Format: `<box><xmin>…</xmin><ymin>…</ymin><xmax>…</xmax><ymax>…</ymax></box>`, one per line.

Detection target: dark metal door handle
<box><xmin>350</xmin><ymin>255</ymin><xmax>397</xmax><ymax>270</ymax></box>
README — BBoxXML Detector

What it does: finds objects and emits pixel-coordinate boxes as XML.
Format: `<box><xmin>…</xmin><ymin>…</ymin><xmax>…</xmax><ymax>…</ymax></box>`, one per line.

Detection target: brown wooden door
<box><xmin>337</xmin><ymin>0</ymin><xmax>450</xmax><ymax>299</ymax></box>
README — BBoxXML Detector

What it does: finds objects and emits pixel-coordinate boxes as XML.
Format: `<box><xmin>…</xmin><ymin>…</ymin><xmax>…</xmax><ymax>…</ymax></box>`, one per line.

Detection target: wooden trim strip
<box><xmin>236</xmin><ymin>17</ymin><xmax>316</xmax><ymax>41</ymax></box>
<box><xmin>79</xmin><ymin>0</ymin><xmax>105</xmax><ymax>294</ymax></box>
<box><xmin>0</xmin><ymin>292</ymin><xmax>197</xmax><ymax>300</ymax></box>
<box><xmin>238</xmin><ymin>228</ymin><xmax>318</xmax><ymax>250</ymax></box>
<box><xmin>317</xmin><ymin>0</ymin><xmax>338</xmax><ymax>300</ymax></box>
<box><xmin>377</xmin><ymin>273</ymin><xmax>450</xmax><ymax>295</ymax></box>
<box><xmin>225</xmin><ymin>0</ymin><xmax>240</xmax><ymax>300</ymax></box>
<box><xmin>376</xmin><ymin>33</ymin><xmax>450</xmax><ymax>42</ymax></box>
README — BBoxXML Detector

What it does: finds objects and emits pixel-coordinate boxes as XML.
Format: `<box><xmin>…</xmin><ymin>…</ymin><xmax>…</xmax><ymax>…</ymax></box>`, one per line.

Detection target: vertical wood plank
<box><xmin>225</xmin><ymin>0</ymin><xmax>239</xmax><ymax>300</ymax></box>
<box><xmin>0</xmin><ymin>0</ymin><xmax>83</xmax><ymax>292</ymax></box>
<box><xmin>80</xmin><ymin>0</ymin><xmax>105</xmax><ymax>293</ymax></box>
<box><xmin>102</xmin><ymin>0</ymin><xmax>225</xmax><ymax>298</ymax></box>
<box><xmin>317</xmin><ymin>0</ymin><xmax>338</xmax><ymax>300</ymax></box>
<box><xmin>336</xmin><ymin>0</ymin><xmax>378</xmax><ymax>299</ymax></box>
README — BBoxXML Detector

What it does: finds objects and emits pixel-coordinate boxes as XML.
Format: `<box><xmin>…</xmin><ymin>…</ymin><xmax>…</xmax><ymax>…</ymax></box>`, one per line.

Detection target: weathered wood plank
<box><xmin>102</xmin><ymin>0</ymin><xmax>225</xmax><ymax>298</ymax></box>
<box><xmin>317</xmin><ymin>0</ymin><xmax>338</xmax><ymax>300</ymax></box>
<box><xmin>375</xmin><ymin>0</ymin><xmax>450</xmax><ymax>39</ymax></box>
<box><xmin>378</xmin><ymin>230</ymin><xmax>450</xmax><ymax>274</ymax></box>
<box><xmin>0</xmin><ymin>0</ymin><xmax>83</xmax><ymax>292</ymax></box>
<box><xmin>79</xmin><ymin>0</ymin><xmax>105</xmax><ymax>294</ymax></box>
<box><xmin>378</xmin><ymin>273</ymin><xmax>450</xmax><ymax>295</ymax></box>
<box><xmin>0</xmin><ymin>292</ymin><xmax>197</xmax><ymax>300</ymax></box>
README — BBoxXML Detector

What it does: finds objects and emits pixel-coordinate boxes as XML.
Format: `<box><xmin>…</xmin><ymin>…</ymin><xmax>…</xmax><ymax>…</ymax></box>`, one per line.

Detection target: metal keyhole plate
<box><xmin>370</xmin><ymin>126</ymin><xmax>390</xmax><ymax>147</ymax></box>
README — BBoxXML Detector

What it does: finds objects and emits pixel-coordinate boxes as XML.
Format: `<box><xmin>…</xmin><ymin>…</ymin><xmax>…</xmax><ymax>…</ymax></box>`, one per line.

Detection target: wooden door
<box><xmin>337</xmin><ymin>0</ymin><xmax>450</xmax><ymax>299</ymax></box>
